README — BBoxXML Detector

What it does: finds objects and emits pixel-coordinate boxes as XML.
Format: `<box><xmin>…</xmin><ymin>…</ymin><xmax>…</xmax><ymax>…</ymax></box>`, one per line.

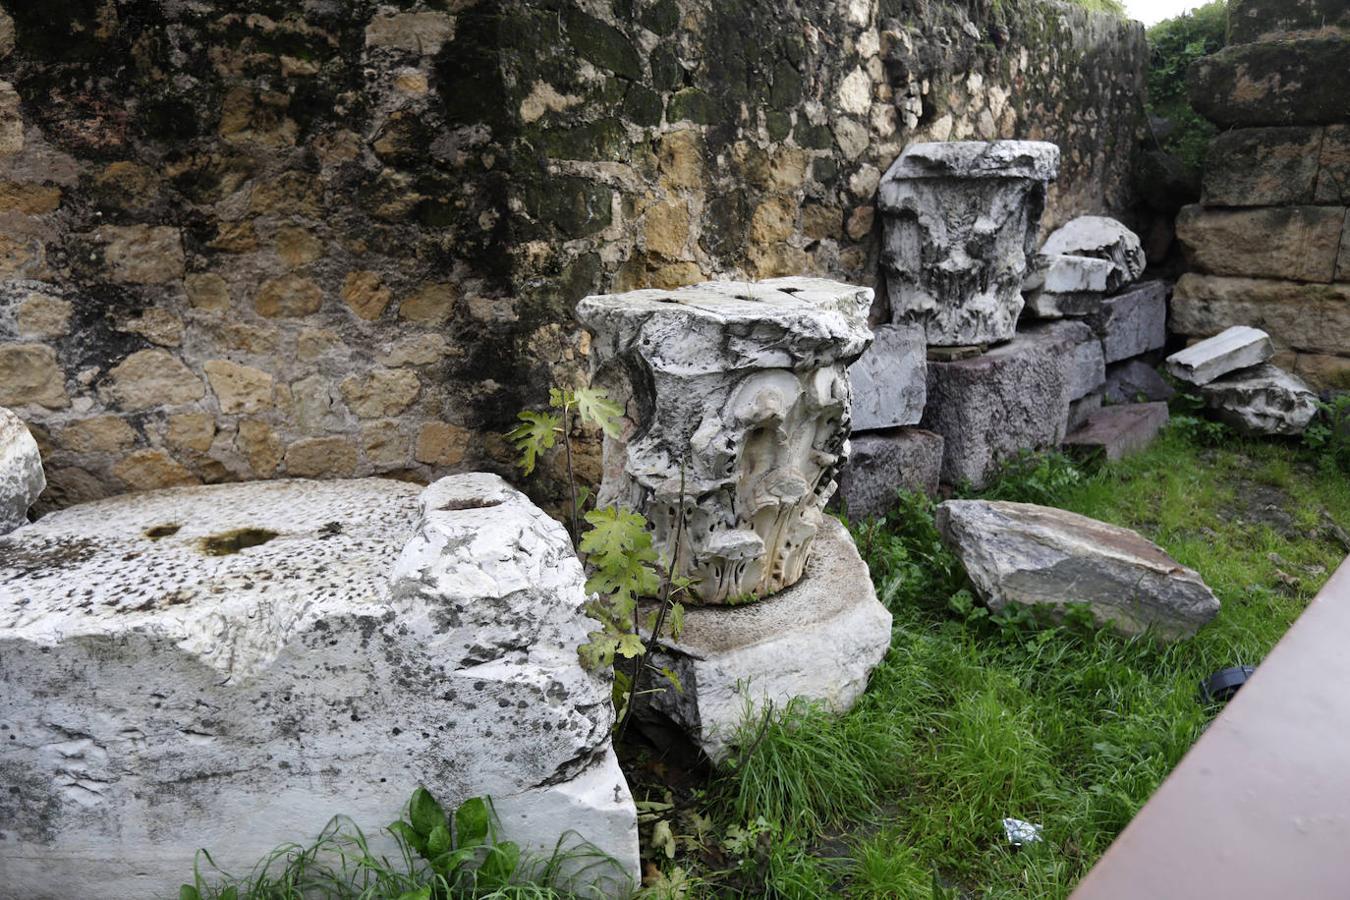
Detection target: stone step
<box><xmin>1063</xmin><ymin>401</ymin><xmax>1170</xmax><ymax>461</ymax></box>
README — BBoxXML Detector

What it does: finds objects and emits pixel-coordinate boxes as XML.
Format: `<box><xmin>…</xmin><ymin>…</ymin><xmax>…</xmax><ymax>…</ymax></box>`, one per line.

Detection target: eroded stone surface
<box><xmin>1176</xmin><ymin>205</ymin><xmax>1344</xmax><ymax>283</ymax></box>
<box><xmin>0</xmin><ymin>475</ymin><xmax>638</xmax><ymax>896</ymax></box>
<box><xmin>641</xmin><ymin>517</ymin><xmax>892</xmax><ymax>762</ymax></box>
<box><xmin>0</xmin><ymin>406</ymin><xmax>43</xmax><ymax>533</ymax></box>
<box><xmin>937</xmin><ymin>499</ymin><xmax>1220</xmax><ymax>639</ymax></box>
<box><xmin>1022</xmin><ymin>253</ymin><xmax>1116</xmax><ymax>318</ymax></box>
<box><xmin>834</xmin><ymin>427</ymin><xmax>945</xmax><ymax>519</ymax></box>
<box><xmin>847</xmin><ymin>323</ymin><xmax>927</xmax><ymax>431</ymax></box>
<box><xmin>1166</xmin><ymin>325</ymin><xmax>1275</xmax><ymax>386</ymax></box>
<box><xmin>578</xmin><ymin>277</ymin><xmax>872</xmax><ymax>604</ymax></box>
<box><xmin>1040</xmin><ymin>216</ymin><xmax>1145</xmax><ymax>291</ymax></box>
<box><xmin>1200</xmin><ymin>363</ymin><xmax>1319</xmax><ymax>436</ymax></box>
<box><xmin>879</xmin><ymin>140</ymin><xmax>1060</xmax><ymax>346</ymax></box>
<box><xmin>1088</xmin><ymin>281</ymin><xmax>1167</xmax><ymax>363</ymax></box>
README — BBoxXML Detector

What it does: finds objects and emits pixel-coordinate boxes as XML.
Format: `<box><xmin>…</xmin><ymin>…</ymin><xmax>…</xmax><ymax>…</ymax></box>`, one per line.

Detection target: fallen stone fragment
<box><xmin>1022</xmin><ymin>253</ymin><xmax>1115</xmax><ymax>319</ymax></box>
<box><xmin>936</xmin><ymin>499</ymin><xmax>1220</xmax><ymax>639</ymax></box>
<box><xmin>847</xmin><ymin>323</ymin><xmax>927</xmax><ymax>431</ymax></box>
<box><xmin>1105</xmin><ymin>359</ymin><xmax>1175</xmax><ymax>404</ymax></box>
<box><xmin>1200</xmin><ymin>363</ymin><xmax>1319</xmax><ymax>436</ymax></box>
<box><xmin>833</xmin><ymin>427</ymin><xmax>944</xmax><ymax>519</ymax></box>
<box><xmin>0</xmin><ymin>475</ymin><xmax>639</xmax><ymax>896</ymax></box>
<box><xmin>879</xmin><ymin>140</ymin><xmax>1060</xmax><ymax>346</ymax></box>
<box><xmin>1166</xmin><ymin>325</ymin><xmax>1274</xmax><ymax>386</ymax></box>
<box><xmin>0</xmin><ymin>406</ymin><xmax>44</xmax><ymax>534</ymax></box>
<box><xmin>641</xmin><ymin>517</ymin><xmax>892</xmax><ymax>763</ymax></box>
<box><xmin>1064</xmin><ymin>401</ymin><xmax>1170</xmax><ymax>461</ymax></box>
<box><xmin>1041</xmin><ymin>216</ymin><xmax>1146</xmax><ymax>291</ymax></box>
<box><xmin>1088</xmin><ymin>281</ymin><xmax>1167</xmax><ymax>363</ymax></box>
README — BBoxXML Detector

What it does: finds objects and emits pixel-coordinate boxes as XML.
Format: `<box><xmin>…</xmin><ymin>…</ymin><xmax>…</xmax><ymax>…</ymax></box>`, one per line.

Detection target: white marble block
<box><xmin>847</xmin><ymin>322</ymin><xmax>927</xmax><ymax>431</ymax></box>
<box><xmin>0</xmin><ymin>406</ymin><xmax>44</xmax><ymax>533</ymax></box>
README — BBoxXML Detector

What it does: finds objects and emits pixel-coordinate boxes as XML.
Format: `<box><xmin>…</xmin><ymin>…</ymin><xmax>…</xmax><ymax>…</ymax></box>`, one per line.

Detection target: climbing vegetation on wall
<box><xmin>1146</xmin><ymin>0</ymin><xmax>1228</xmax><ymax>168</ymax></box>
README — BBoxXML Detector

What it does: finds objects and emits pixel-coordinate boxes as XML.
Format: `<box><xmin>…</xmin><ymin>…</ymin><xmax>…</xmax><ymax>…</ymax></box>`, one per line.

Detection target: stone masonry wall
<box><xmin>0</xmin><ymin>0</ymin><xmax>1145</xmax><ymax>512</ymax></box>
<box><xmin>1174</xmin><ymin>0</ymin><xmax>1350</xmax><ymax>389</ymax></box>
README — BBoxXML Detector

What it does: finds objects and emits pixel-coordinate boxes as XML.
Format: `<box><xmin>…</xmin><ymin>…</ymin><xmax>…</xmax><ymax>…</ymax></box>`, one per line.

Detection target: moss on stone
<box><xmin>563</xmin><ymin>8</ymin><xmax>642</xmax><ymax>80</ymax></box>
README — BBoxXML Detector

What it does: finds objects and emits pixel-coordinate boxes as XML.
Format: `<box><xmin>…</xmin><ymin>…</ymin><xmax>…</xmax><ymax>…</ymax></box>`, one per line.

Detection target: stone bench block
<box><xmin>1176</xmin><ymin>205</ymin><xmax>1345</xmax><ymax>283</ymax></box>
<box><xmin>0</xmin><ymin>475</ymin><xmax>639</xmax><ymax>896</ymax></box>
<box><xmin>833</xmin><ymin>427</ymin><xmax>945</xmax><ymax>520</ymax></box>
<box><xmin>1105</xmin><ymin>358</ymin><xmax>1176</xmax><ymax>404</ymax></box>
<box><xmin>1064</xmin><ymin>401</ymin><xmax>1170</xmax><ymax>461</ymax></box>
<box><xmin>1166</xmin><ymin>325</ymin><xmax>1275</xmax><ymax>386</ymax></box>
<box><xmin>1040</xmin><ymin>216</ymin><xmax>1145</xmax><ymax>292</ymax></box>
<box><xmin>1088</xmin><ymin>281</ymin><xmax>1167</xmax><ymax>363</ymax></box>
<box><xmin>642</xmin><ymin>517</ymin><xmax>891</xmax><ymax>763</ymax></box>
<box><xmin>577</xmin><ymin>277</ymin><xmax>873</xmax><ymax>605</ymax></box>
<box><xmin>879</xmin><ymin>140</ymin><xmax>1059</xmax><ymax>346</ymax></box>
<box><xmin>1</xmin><ymin>406</ymin><xmax>44</xmax><ymax>534</ymax></box>
<box><xmin>1201</xmin><ymin>363</ymin><xmax>1319</xmax><ymax>436</ymax></box>
<box><xmin>1170</xmin><ymin>274</ymin><xmax>1350</xmax><ymax>358</ymax></box>
<box><xmin>1189</xmin><ymin>37</ymin><xmax>1350</xmax><ymax>126</ymax></box>
<box><xmin>847</xmin><ymin>323</ymin><xmax>927</xmax><ymax>431</ymax></box>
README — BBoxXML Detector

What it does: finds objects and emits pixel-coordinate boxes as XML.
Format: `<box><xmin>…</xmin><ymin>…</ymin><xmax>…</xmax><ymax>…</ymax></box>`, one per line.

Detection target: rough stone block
<box><xmin>879</xmin><ymin>140</ymin><xmax>1060</xmax><ymax>346</ymax></box>
<box><xmin>643</xmin><ymin>517</ymin><xmax>892</xmax><ymax>762</ymax></box>
<box><xmin>1314</xmin><ymin>125</ymin><xmax>1350</xmax><ymax>204</ymax></box>
<box><xmin>833</xmin><ymin>427</ymin><xmax>945</xmax><ymax>519</ymax></box>
<box><xmin>937</xmin><ymin>500</ymin><xmax>1219</xmax><ymax>639</ymax></box>
<box><xmin>1274</xmin><ymin>348</ymin><xmax>1350</xmax><ymax>390</ymax></box>
<box><xmin>0</xmin><ymin>475</ymin><xmax>639</xmax><ymax>896</ymax></box>
<box><xmin>1202</xmin><ymin>127</ymin><xmax>1323</xmax><ymax>207</ymax></box>
<box><xmin>1040</xmin><ymin>216</ymin><xmax>1145</xmax><ymax>291</ymax></box>
<box><xmin>1068</xmin><ymin>392</ymin><xmax>1103</xmax><ymax>432</ymax></box>
<box><xmin>1227</xmin><ymin>0</ymin><xmax>1350</xmax><ymax>44</ymax></box>
<box><xmin>847</xmin><ymin>323</ymin><xmax>927</xmax><ymax>431</ymax></box>
<box><xmin>1189</xmin><ymin>38</ymin><xmax>1350</xmax><ymax>126</ymax></box>
<box><xmin>1064</xmin><ymin>401</ymin><xmax>1170</xmax><ymax>461</ymax></box>
<box><xmin>1088</xmin><ymin>281</ymin><xmax>1167</xmax><ymax>363</ymax></box>
<box><xmin>1166</xmin><ymin>325</ymin><xmax>1275</xmax><ymax>386</ymax></box>
<box><xmin>1061</xmin><ymin>325</ymin><xmax>1107</xmax><ymax>401</ymax></box>
<box><xmin>920</xmin><ymin>321</ymin><xmax>1097</xmax><ymax>488</ymax></box>
<box><xmin>1175</xmin><ymin>205</ymin><xmax>1345</xmax><ymax>283</ymax></box>
<box><xmin>1201</xmin><ymin>363</ymin><xmax>1319</xmax><ymax>436</ymax></box>
<box><xmin>1022</xmin><ymin>254</ymin><xmax>1115</xmax><ymax>318</ymax></box>
<box><xmin>577</xmin><ymin>277</ymin><xmax>872</xmax><ymax>605</ymax></box>
<box><xmin>1</xmin><ymin>406</ymin><xmax>44</xmax><ymax>533</ymax></box>
<box><xmin>1170</xmin><ymin>274</ymin><xmax>1350</xmax><ymax>358</ymax></box>
<box><xmin>1105</xmin><ymin>359</ymin><xmax>1176</xmax><ymax>404</ymax></box>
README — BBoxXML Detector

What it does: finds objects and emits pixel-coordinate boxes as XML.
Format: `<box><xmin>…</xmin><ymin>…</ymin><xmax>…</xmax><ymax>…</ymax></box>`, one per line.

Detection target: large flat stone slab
<box><xmin>1200</xmin><ymin>363</ymin><xmax>1320</xmax><ymax>436</ymax></box>
<box><xmin>847</xmin><ymin>323</ymin><xmax>927</xmax><ymax>431</ymax></box>
<box><xmin>1175</xmin><ymin>205</ymin><xmax>1345</xmax><ymax>283</ymax></box>
<box><xmin>833</xmin><ymin>427</ymin><xmax>945</xmax><ymax>519</ymax></box>
<box><xmin>1040</xmin><ymin>216</ymin><xmax>1145</xmax><ymax>291</ymax></box>
<box><xmin>1064</xmin><ymin>401</ymin><xmax>1170</xmax><ymax>461</ymax></box>
<box><xmin>1189</xmin><ymin>38</ymin><xmax>1350</xmax><ymax>127</ymax></box>
<box><xmin>937</xmin><ymin>499</ymin><xmax>1220</xmax><ymax>640</ymax></box>
<box><xmin>0</xmin><ymin>475</ymin><xmax>639</xmax><ymax>896</ymax></box>
<box><xmin>1088</xmin><ymin>281</ymin><xmax>1167</xmax><ymax>363</ymax></box>
<box><xmin>642</xmin><ymin>517</ymin><xmax>891</xmax><ymax>763</ymax></box>
<box><xmin>1166</xmin><ymin>325</ymin><xmax>1275</xmax><ymax>386</ymax></box>
<box><xmin>1</xmin><ymin>406</ymin><xmax>44</xmax><ymax>534</ymax></box>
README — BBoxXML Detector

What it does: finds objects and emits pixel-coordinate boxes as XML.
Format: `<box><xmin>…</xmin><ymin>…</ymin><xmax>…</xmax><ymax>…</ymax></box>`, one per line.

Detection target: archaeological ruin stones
<box><xmin>0</xmin><ymin>475</ymin><xmax>639</xmax><ymax>896</ymax></box>
<box><xmin>879</xmin><ymin>140</ymin><xmax>1061</xmax><ymax>347</ymax></box>
<box><xmin>0</xmin><ymin>406</ymin><xmax>44</xmax><ymax>534</ymax></box>
<box><xmin>577</xmin><ymin>277</ymin><xmax>873</xmax><ymax>605</ymax></box>
<box><xmin>1041</xmin><ymin>216</ymin><xmax>1147</xmax><ymax>292</ymax></box>
<box><xmin>1166</xmin><ymin>325</ymin><xmax>1275</xmax><ymax>386</ymax></box>
<box><xmin>847</xmin><ymin>323</ymin><xmax>927</xmax><ymax>431</ymax></box>
<box><xmin>937</xmin><ymin>500</ymin><xmax>1221</xmax><ymax>640</ymax></box>
<box><xmin>1200</xmin><ymin>363</ymin><xmax>1320</xmax><ymax>436</ymax></box>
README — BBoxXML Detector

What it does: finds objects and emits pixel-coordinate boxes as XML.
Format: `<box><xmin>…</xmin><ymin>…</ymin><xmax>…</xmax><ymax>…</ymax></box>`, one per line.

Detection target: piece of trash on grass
<box><xmin>1200</xmin><ymin>665</ymin><xmax>1255</xmax><ymax>704</ymax></box>
<box><xmin>1003</xmin><ymin>817</ymin><xmax>1042</xmax><ymax>846</ymax></box>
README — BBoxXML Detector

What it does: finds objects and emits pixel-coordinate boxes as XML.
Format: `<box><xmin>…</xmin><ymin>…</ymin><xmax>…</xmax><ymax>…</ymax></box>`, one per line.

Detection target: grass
<box><xmin>660</xmin><ymin>421</ymin><xmax>1350</xmax><ymax>898</ymax></box>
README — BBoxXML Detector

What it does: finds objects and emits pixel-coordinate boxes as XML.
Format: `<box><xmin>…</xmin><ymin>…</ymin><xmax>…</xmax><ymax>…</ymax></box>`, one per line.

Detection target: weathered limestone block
<box><xmin>937</xmin><ymin>500</ymin><xmax>1220</xmax><ymax>639</ymax></box>
<box><xmin>1202</xmin><ymin>127</ymin><xmax>1323</xmax><ymax>207</ymax></box>
<box><xmin>1088</xmin><ymin>281</ymin><xmax>1168</xmax><ymax>363</ymax></box>
<box><xmin>1315</xmin><ymin>125</ymin><xmax>1350</xmax><ymax>204</ymax></box>
<box><xmin>1022</xmin><ymin>253</ymin><xmax>1115</xmax><ymax>318</ymax></box>
<box><xmin>0</xmin><ymin>475</ymin><xmax>639</xmax><ymax>897</ymax></box>
<box><xmin>920</xmin><ymin>321</ymin><xmax>1095</xmax><ymax>488</ymax></box>
<box><xmin>1170</xmin><ymin>274</ymin><xmax>1350</xmax><ymax>358</ymax></box>
<box><xmin>1175</xmin><ymin>205</ymin><xmax>1345</xmax><ymax>283</ymax></box>
<box><xmin>1189</xmin><ymin>38</ymin><xmax>1350</xmax><ymax>127</ymax></box>
<box><xmin>577</xmin><ymin>277</ymin><xmax>873</xmax><ymax>605</ymax></box>
<box><xmin>1200</xmin><ymin>363</ymin><xmax>1319</xmax><ymax>436</ymax></box>
<box><xmin>1228</xmin><ymin>0</ymin><xmax>1350</xmax><ymax>43</ymax></box>
<box><xmin>1166</xmin><ymin>325</ymin><xmax>1275</xmax><ymax>386</ymax></box>
<box><xmin>1105</xmin><ymin>359</ymin><xmax>1176</xmax><ymax>404</ymax></box>
<box><xmin>642</xmin><ymin>517</ymin><xmax>892</xmax><ymax>762</ymax></box>
<box><xmin>1040</xmin><ymin>216</ymin><xmax>1146</xmax><ymax>291</ymax></box>
<box><xmin>1</xmin><ymin>406</ymin><xmax>44</xmax><ymax>533</ymax></box>
<box><xmin>847</xmin><ymin>323</ymin><xmax>927</xmax><ymax>431</ymax></box>
<box><xmin>878</xmin><ymin>140</ymin><xmax>1060</xmax><ymax>346</ymax></box>
<box><xmin>833</xmin><ymin>427</ymin><xmax>945</xmax><ymax>519</ymax></box>
<box><xmin>1064</xmin><ymin>401</ymin><xmax>1170</xmax><ymax>461</ymax></box>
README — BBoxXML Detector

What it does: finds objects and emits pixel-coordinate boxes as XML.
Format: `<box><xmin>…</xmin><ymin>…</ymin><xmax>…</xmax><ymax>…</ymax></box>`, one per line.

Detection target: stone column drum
<box><xmin>576</xmin><ymin>277</ymin><xmax>873</xmax><ymax>605</ymax></box>
<box><xmin>879</xmin><ymin>140</ymin><xmax>1060</xmax><ymax>347</ymax></box>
